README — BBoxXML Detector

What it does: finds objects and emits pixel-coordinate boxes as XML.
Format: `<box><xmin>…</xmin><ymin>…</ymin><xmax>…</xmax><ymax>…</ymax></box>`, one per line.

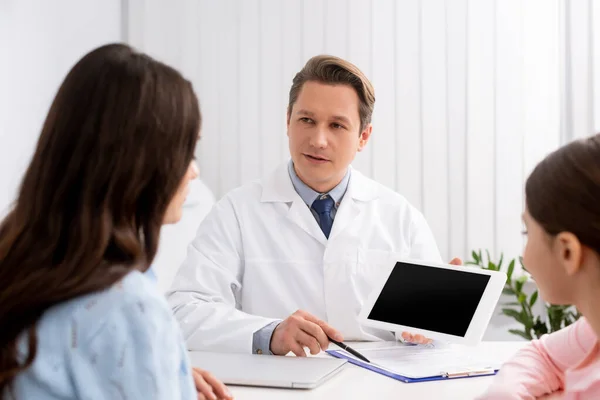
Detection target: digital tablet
<box><xmin>358</xmin><ymin>259</ymin><xmax>507</xmax><ymax>345</ymax></box>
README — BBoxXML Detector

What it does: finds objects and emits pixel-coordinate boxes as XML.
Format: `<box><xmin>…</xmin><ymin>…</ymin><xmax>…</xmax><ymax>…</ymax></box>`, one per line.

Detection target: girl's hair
<box><xmin>525</xmin><ymin>133</ymin><xmax>600</xmax><ymax>255</ymax></box>
<box><xmin>0</xmin><ymin>43</ymin><xmax>200</xmax><ymax>393</ymax></box>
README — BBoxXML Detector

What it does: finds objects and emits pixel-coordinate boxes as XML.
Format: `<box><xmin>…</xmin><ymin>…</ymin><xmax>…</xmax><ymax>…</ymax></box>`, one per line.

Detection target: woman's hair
<box><xmin>525</xmin><ymin>133</ymin><xmax>600</xmax><ymax>254</ymax></box>
<box><xmin>0</xmin><ymin>43</ymin><xmax>200</xmax><ymax>392</ymax></box>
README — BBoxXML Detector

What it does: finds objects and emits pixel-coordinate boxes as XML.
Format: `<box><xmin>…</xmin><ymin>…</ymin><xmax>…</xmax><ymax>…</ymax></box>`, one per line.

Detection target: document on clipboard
<box><xmin>326</xmin><ymin>341</ymin><xmax>503</xmax><ymax>383</ymax></box>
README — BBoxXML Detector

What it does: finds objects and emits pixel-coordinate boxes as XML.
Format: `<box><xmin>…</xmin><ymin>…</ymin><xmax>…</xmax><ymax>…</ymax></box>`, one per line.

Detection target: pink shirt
<box><xmin>480</xmin><ymin>318</ymin><xmax>600</xmax><ymax>399</ymax></box>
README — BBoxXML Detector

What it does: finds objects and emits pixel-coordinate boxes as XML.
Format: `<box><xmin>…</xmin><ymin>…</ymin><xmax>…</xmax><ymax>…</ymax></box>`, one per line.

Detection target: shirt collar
<box><xmin>144</xmin><ymin>266</ymin><xmax>157</xmax><ymax>283</ymax></box>
<box><xmin>287</xmin><ymin>160</ymin><xmax>351</xmax><ymax>207</ymax></box>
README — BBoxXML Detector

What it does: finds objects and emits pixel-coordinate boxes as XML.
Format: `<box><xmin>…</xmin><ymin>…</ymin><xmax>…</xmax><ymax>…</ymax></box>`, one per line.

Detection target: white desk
<box><xmin>227</xmin><ymin>341</ymin><xmax>526</xmax><ymax>400</ymax></box>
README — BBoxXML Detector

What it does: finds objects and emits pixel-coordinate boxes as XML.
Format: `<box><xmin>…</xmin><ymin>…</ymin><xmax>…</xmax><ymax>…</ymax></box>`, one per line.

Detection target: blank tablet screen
<box><xmin>367</xmin><ymin>261</ymin><xmax>490</xmax><ymax>337</ymax></box>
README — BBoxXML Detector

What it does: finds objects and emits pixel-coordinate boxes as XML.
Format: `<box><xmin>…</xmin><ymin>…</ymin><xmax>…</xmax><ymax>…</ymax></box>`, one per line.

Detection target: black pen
<box><xmin>328</xmin><ymin>337</ymin><xmax>371</xmax><ymax>363</ymax></box>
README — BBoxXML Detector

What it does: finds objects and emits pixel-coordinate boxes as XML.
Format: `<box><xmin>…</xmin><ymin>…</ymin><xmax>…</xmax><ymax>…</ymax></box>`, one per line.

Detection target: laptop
<box><xmin>189</xmin><ymin>351</ymin><xmax>347</xmax><ymax>389</ymax></box>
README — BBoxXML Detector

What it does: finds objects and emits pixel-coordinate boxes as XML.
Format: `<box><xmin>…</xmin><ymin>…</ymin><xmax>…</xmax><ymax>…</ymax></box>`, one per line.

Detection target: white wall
<box><xmin>3</xmin><ymin>0</ymin><xmax>591</xmax><ymax>264</ymax></box>
<box><xmin>563</xmin><ymin>0</ymin><xmax>600</xmax><ymax>139</ymax></box>
<box><xmin>126</xmin><ymin>0</ymin><xmax>570</xmax><ymax>264</ymax></box>
<box><xmin>1</xmin><ymin>0</ymin><xmax>597</xmax><ymax>342</ymax></box>
<box><xmin>0</xmin><ymin>0</ymin><xmax>122</xmax><ymax>216</ymax></box>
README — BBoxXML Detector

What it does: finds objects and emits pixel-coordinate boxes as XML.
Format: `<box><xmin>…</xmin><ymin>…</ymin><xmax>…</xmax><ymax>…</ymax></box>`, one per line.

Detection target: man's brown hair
<box><xmin>288</xmin><ymin>55</ymin><xmax>375</xmax><ymax>133</ymax></box>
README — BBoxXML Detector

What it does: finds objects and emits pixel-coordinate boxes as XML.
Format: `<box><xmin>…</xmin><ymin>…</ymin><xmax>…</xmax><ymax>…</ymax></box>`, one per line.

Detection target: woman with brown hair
<box><xmin>0</xmin><ymin>44</ymin><xmax>231</xmax><ymax>399</ymax></box>
<box><xmin>481</xmin><ymin>134</ymin><xmax>600</xmax><ymax>399</ymax></box>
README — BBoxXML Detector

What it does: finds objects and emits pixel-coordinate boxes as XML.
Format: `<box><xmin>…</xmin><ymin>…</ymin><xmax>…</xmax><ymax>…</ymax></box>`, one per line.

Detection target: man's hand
<box><xmin>270</xmin><ymin>310</ymin><xmax>344</xmax><ymax>356</ymax></box>
<box><xmin>449</xmin><ymin>258</ymin><xmax>462</xmax><ymax>266</ymax></box>
<box><xmin>193</xmin><ymin>368</ymin><xmax>233</xmax><ymax>400</ymax></box>
<box><xmin>400</xmin><ymin>257</ymin><xmax>463</xmax><ymax>344</ymax></box>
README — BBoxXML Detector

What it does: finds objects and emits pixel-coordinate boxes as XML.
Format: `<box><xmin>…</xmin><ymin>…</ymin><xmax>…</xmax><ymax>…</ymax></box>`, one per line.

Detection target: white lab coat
<box><xmin>167</xmin><ymin>162</ymin><xmax>442</xmax><ymax>353</ymax></box>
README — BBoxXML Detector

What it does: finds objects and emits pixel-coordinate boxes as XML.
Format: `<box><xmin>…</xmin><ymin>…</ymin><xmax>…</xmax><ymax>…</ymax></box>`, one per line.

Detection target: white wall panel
<box><xmin>239</xmin><ymin>0</ymin><xmax>262</xmax><ymax>182</ymax></box>
<box><xmin>567</xmin><ymin>0</ymin><xmax>593</xmax><ymax>140</ymax></box>
<box><xmin>446</xmin><ymin>0</ymin><xmax>468</xmax><ymax>260</ymax></box>
<box><xmin>260</xmin><ymin>0</ymin><xmax>284</xmax><ymax>175</ymax></box>
<box><xmin>303</xmin><ymin>0</ymin><xmax>324</xmax><ymax>60</ymax></box>
<box><xmin>421</xmin><ymin>0</ymin><xmax>449</xmax><ymax>260</ymax></box>
<box><xmin>127</xmin><ymin>0</ymin><xmax>569</xmax><ymax>263</ymax></box>
<box><xmin>346</xmin><ymin>0</ymin><xmax>373</xmax><ymax>178</ymax></box>
<box><xmin>395</xmin><ymin>0</ymin><xmax>422</xmax><ymax>210</ymax></box>
<box><xmin>466</xmin><ymin>0</ymin><xmax>496</xmax><ymax>256</ymax></box>
<box><xmin>281</xmin><ymin>0</ymin><xmax>305</xmax><ymax>160</ymax></box>
<box><xmin>371</xmin><ymin>0</ymin><xmax>396</xmax><ymax>190</ymax></box>
<box><xmin>496</xmin><ymin>0</ymin><xmax>525</xmax><ymax>260</ymax></box>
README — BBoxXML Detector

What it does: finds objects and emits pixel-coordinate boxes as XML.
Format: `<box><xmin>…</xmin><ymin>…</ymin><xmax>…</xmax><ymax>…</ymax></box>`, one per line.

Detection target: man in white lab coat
<box><xmin>168</xmin><ymin>55</ymin><xmax>456</xmax><ymax>356</ymax></box>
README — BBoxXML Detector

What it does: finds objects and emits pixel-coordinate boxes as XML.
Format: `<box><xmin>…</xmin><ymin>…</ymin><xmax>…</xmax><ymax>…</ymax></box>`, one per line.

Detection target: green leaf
<box><xmin>472</xmin><ymin>250</ymin><xmax>479</xmax><ymax>263</ymax></box>
<box><xmin>515</xmin><ymin>275</ymin><xmax>528</xmax><ymax>293</ymax></box>
<box><xmin>487</xmin><ymin>261</ymin><xmax>497</xmax><ymax>271</ymax></box>
<box><xmin>547</xmin><ymin>305</ymin><xmax>566</xmax><ymax>332</ymax></box>
<box><xmin>519</xmin><ymin>256</ymin><xmax>528</xmax><ymax>272</ymax></box>
<box><xmin>498</xmin><ymin>253</ymin><xmax>504</xmax><ymax>269</ymax></box>
<box><xmin>515</xmin><ymin>279</ymin><xmax>524</xmax><ymax>293</ymax></box>
<box><xmin>529</xmin><ymin>291</ymin><xmax>538</xmax><ymax>307</ymax></box>
<box><xmin>501</xmin><ymin>308</ymin><xmax>523</xmax><ymax>322</ymax></box>
<box><xmin>486</xmin><ymin>249</ymin><xmax>491</xmax><ymax>264</ymax></box>
<box><xmin>522</xmin><ymin>308</ymin><xmax>535</xmax><ymax>330</ymax></box>
<box><xmin>508</xmin><ymin>329</ymin><xmax>533</xmax><ymax>340</ymax></box>
<box><xmin>507</xmin><ymin>260</ymin><xmax>515</xmax><ymax>281</ymax></box>
<box><xmin>503</xmin><ymin>302</ymin><xmax>521</xmax><ymax>306</ymax></box>
<box><xmin>518</xmin><ymin>293</ymin><xmax>527</xmax><ymax>304</ymax></box>
<box><xmin>503</xmin><ymin>287</ymin><xmax>516</xmax><ymax>296</ymax></box>
<box><xmin>533</xmin><ymin>317</ymin><xmax>548</xmax><ymax>339</ymax></box>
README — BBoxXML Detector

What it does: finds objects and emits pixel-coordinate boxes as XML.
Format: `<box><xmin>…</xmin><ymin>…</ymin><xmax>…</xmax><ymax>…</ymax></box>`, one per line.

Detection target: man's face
<box><xmin>287</xmin><ymin>81</ymin><xmax>371</xmax><ymax>192</ymax></box>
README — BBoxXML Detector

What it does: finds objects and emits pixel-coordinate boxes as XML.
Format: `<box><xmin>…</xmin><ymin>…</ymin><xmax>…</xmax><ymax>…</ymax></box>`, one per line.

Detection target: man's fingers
<box><xmin>201</xmin><ymin>371</ymin><xmax>233</xmax><ymax>400</ymax></box>
<box><xmin>297</xmin><ymin>320</ymin><xmax>329</xmax><ymax>350</ymax></box>
<box><xmin>296</xmin><ymin>330</ymin><xmax>322</xmax><ymax>355</ymax></box>
<box><xmin>402</xmin><ymin>331</ymin><xmax>432</xmax><ymax>344</ymax></box>
<box><xmin>193</xmin><ymin>371</ymin><xmax>216</xmax><ymax>400</ymax></box>
<box><xmin>449</xmin><ymin>257</ymin><xmax>462</xmax><ymax>266</ymax></box>
<box><xmin>295</xmin><ymin>310</ymin><xmax>343</xmax><ymax>343</ymax></box>
<box><xmin>289</xmin><ymin>340</ymin><xmax>307</xmax><ymax>357</ymax></box>
<box><xmin>304</xmin><ymin>316</ymin><xmax>343</xmax><ymax>342</ymax></box>
<box><xmin>413</xmin><ymin>334</ymin><xmax>428</xmax><ymax>344</ymax></box>
<box><xmin>318</xmin><ymin>321</ymin><xmax>344</xmax><ymax>342</ymax></box>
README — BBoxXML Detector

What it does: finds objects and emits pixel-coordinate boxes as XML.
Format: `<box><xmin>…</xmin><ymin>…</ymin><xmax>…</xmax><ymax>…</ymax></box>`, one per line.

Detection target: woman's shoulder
<box><xmin>37</xmin><ymin>270</ymin><xmax>173</xmax><ymax>349</ymax></box>
<box><xmin>14</xmin><ymin>270</ymin><xmax>184</xmax><ymax>399</ymax></box>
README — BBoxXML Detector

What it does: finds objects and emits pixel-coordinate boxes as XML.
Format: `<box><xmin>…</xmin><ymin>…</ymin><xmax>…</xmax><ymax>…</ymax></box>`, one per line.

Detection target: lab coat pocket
<box><xmin>353</xmin><ymin>248</ymin><xmax>409</xmax><ymax>300</ymax></box>
<box><xmin>323</xmin><ymin>248</ymin><xmax>407</xmax><ymax>340</ymax></box>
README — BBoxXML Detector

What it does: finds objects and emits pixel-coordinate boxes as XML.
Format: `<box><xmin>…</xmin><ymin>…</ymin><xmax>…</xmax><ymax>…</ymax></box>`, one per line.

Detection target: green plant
<box><xmin>467</xmin><ymin>249</ymin><xmax>581</xmax><ymax>340</ymax></box>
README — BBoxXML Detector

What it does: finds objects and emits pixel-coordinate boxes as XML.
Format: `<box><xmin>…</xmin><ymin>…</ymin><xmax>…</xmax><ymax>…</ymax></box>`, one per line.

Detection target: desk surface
<box><xmin>226</xmin><ymin>341</ymin><xmax>526</xmax><ymax>400</ymax></box>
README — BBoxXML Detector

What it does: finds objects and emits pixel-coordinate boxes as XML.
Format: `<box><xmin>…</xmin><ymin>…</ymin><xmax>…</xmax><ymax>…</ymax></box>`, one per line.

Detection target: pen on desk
<box><xmin>327</xmin><ymin>337</ymin><xmax>371</xmax><ymax>363</ymax></box>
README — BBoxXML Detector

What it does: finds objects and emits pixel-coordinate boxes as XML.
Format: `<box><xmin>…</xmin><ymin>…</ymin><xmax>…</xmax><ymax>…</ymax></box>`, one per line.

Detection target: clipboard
<box><xmin>326</xmin><ymin>349</ymin><xmax>499</xmax><ymax>383</ymax></box>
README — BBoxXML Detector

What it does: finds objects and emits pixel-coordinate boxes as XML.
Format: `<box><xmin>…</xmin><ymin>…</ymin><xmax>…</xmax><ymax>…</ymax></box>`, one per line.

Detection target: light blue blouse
<box><xmin>10</xmin><ymin>269</ymin><xmax>196</xmax><ymax>399</ymax></box>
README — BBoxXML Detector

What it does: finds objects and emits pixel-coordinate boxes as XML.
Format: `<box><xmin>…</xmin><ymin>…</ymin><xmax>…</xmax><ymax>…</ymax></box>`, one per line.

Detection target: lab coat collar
<box><xmin>260</xmin><ymin>161</ymin><xmax>379</xmax><ymax>245</ymax></box>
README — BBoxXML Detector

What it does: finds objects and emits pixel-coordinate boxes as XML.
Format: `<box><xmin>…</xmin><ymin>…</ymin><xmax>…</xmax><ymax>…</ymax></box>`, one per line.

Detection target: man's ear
<box><xmin>554</xmin><ymin>232</ymin><xmax>583</xmax><ymax>276</ymax></box>
<box><xmin>357</xmin><ymin>124</ymin><xmax>373</xmax><ymax>152</ymax></box>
